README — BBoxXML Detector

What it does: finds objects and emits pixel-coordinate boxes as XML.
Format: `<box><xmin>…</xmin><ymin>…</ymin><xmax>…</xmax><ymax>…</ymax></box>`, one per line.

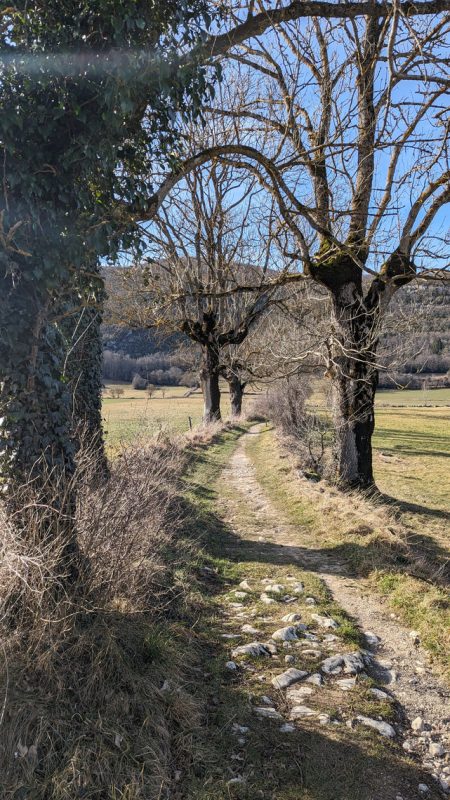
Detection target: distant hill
<box><xmin>102</xmin><ymin>280</ymin><xmax>450</xmax><ymax>388</ymax></box>
<box><xmin>102</xmin><ymin>325</ymin><xmax>183</xmax><ymax>359</ymax></box>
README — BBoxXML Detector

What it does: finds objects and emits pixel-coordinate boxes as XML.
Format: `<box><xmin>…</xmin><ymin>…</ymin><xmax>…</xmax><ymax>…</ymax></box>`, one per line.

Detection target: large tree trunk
<box><xmin>229</xmin><ymin>375</ymin><xmax>244</xmax><ymax>417</ymax></box>
<box><xmin>328</xmin><ymin>282</ymin><xmax>379</xmax><ymax>490</ymax></box>
<box><xmin>222</xmin><ymin>367</ymin><xmax>245</xmax><ymax>417</ymax></box>
<box><xmin>310</xmin><ymin>247</ymin><xmax>414</xmax><ymax>492</ymax></box>
<box><xmin>62</xmin><ymin>272</ymin><xmax>108</xmax><ymax>477</ymax></box>
<box><xmin>200</xmin><ymin>343</ymin><xmax>221</xmax><ymax>423</ymax></box>
<box><xmin>0</xmin><ymin>277</ymin><xmax>80</xmax><ymax>581</ymax></box>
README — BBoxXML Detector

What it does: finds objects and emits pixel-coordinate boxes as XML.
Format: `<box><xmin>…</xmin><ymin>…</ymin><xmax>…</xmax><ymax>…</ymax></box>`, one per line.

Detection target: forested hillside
<box><xmin>103</xmin><ymin>281</ymin><xmax>450</xmax><ymax>388</ymax></box>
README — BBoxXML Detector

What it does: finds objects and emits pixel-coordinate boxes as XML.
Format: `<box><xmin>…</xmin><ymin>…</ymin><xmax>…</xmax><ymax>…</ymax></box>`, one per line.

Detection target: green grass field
<box><xmin>102</xmin><ymin>382</ymin><xmax>256</xmax><ymax>451</ymax></box>
<box><xmin>103</xmin><ymin>384</ymin><xmax>450</xmax><ymax>526</ymax></box>
<box><xmin>103</xmin><ymin>384</ymin><xmax>205</xmax><ymax>450</ymax></box>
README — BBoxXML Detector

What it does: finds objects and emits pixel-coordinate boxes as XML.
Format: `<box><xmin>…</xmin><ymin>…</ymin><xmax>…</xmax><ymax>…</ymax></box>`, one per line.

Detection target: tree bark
<box><xmin>62</xmin><ymin>274</ymin><xmax>108</xmax><ymax>477</ymax></box>
<box><xmin>311</xmin><ymin>250</ymin><xmax>415</xmax><ymax>491</ymax></box>
<box><xmin>228</xmin><ymin>375</ymin><xmax>244</xmax><ymax>417</ymax></box>
<box><xmin>200</xmin><ymin>342</ymin><xmax>221</xmax><ymax>422</ymax></box>
<box><xmin>222</xmin><ymin>368</ymin><xmax>245</xmax><ymax>417</ymax></box>
<box><xmin>0</xmin><ymin>276</ymin><xmax>80</xmax><ymax>581</ymax></box>
<box><xmin>327</xmin><ymin>280</ymin><xmax>381</xmax><ymax>490</ymax></box>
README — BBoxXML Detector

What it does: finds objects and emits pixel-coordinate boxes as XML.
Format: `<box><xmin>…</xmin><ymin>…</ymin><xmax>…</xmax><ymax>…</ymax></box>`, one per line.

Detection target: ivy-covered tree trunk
<box><xmin>200</xmin><ymin>342</ymin><xmax>221</xmax><ymax>422</ymax></box>
<box><xmin>0</xmin><ymin>275</ymin><xmax>80</xmax><ymax>577</ymax></box>
<box><xmin>314</xmin><ymin>250</ymin><xmax>413</xmax><ymax>491</ymax></box>
<box><xmin>62</xmin><ymin>272</ymin><xmax>108</xmax><ymax>477</ymax></box>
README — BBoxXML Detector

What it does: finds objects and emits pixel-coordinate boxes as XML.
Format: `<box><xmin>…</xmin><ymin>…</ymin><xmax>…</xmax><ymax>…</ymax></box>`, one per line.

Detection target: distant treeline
<box><xmin>102</xmin><ymin>349</ymin><xmax>198</xmax><ymax>387</ymax></box>
<box><xmin>102</xmin><ymin>283</ymin><xmax>450</xmax><ymax>389</ymax></box>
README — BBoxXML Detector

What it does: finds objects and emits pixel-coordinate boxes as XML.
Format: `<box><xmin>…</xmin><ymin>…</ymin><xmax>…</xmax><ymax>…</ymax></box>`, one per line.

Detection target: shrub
<box><xmin>132</xmin><ymin>373</ymin><xmax>148</xmax><ymax>390</ymax></box>
<box><xmin>107</xmin><ymin>385</ymin><xmax>125</xmax><ymax>398</ymax></box>
<box><xmin>0</xmin><ymin>439</ymin><xmax>200</xmax><ymax>798</ymax></box>
<box><xmin>251</xmin><ymin>377</ymin><xmax>331</xmax><ymax>475</ymax></box>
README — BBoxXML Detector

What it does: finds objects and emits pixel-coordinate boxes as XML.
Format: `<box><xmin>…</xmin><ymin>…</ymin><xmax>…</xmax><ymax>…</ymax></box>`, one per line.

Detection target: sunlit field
<box><xmin>102</xmin><ymin>382</ymin><xmax>256</xmax><ymax>451</ymax></box>
<box><xmin>103</xmin><ymin>384</ymin><xmax>204</xmax><ymax>451</ymax></box>
<box><xmin>376</xmin><ymin>387</ymin><xmax>450</xmax><ymax>407</ymax></box>
<box><xmin>103</xmin><ymin>382</ymin><xmax>450</xmax><ymax>517</ymax></box>
<box><xmin>374</xmin><ymin>405</ymin><xmax>450</xmax><ymax>549</ymax></box>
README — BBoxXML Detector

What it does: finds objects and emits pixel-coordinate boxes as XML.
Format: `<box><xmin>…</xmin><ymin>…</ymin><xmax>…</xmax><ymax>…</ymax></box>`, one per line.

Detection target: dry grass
<box><xmin>245</xmin><ymin>426</ymin><xmax>450</xmax><ymax>680</ymax></box>
<box><xmin>0</xmin><ymin>438</ymin><xmax>205</xmax><ymax>799</ymax></box>
<box><xmin>102</xmin><ymin>382</ymin><xmax>257</xmax><ymax>451</ymax></box>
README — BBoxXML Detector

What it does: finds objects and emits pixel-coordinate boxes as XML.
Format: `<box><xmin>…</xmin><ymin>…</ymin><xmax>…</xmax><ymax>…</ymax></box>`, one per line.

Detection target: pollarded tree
<box><xmin>108</xmin><ymin>137</ymin><xmax>281</xmax><ymax>422</ymax></box>
<box><xmin>196</xmin><ymin>7</ymin><xmax>450</xmax><ymax>488</ymax></box>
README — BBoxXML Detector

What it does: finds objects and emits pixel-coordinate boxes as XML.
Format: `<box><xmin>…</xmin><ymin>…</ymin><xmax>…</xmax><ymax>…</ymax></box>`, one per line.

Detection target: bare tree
<box><xmin>176</xmin><ymin>9</ymin><xmax>449</xmax><ymax>488</ymax></box>
<box><xmin>108</xmin><ymin>119</ymin><xmax>281</xmax><ymax>422</ymax></box>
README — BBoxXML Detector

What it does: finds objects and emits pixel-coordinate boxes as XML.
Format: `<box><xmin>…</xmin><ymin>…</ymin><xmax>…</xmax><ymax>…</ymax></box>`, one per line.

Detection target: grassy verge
<box><xmin>244</xmin><ymin>426</ymin><xmax>450</xmax><ymax>681</ymax></box>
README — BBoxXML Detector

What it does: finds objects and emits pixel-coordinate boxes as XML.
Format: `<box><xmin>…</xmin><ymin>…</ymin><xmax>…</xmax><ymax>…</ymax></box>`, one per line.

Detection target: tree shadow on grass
<box><xmin>379</xmin><ymin>492</ymin><xmax>450</xmax><ymax>524</ymax></box>
<box><xmin>182</xmin><ymin>467</ymin><xmax>450</xmax><ymax>591</ymax></box>
<box><xmin>178</xmin><ymin>494</ymin><xmax>443</xmax><ymax>800</ymax></box>
<box><xmin>185</xmin><ymin>670</ymin><xmax>443</xmax><ymax>800</ymax></box>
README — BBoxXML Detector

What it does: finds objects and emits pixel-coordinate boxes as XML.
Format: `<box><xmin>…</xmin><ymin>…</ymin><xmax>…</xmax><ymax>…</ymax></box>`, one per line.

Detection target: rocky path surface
<box><xmin>215</xmin><ymin>426</ymin><xmax>450</xmax><ymax>798</ymax></box>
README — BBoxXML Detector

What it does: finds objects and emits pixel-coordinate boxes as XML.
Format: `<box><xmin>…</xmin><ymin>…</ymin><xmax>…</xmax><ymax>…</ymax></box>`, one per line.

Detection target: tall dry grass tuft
<box><xmin>0</xmin><ymin>437</ymin><xmax>201</xmax><ymax>799</ymax></box>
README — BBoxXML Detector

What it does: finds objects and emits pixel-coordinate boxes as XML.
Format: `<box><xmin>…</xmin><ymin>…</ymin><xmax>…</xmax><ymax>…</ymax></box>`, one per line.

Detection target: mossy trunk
<box><xmin>62</xmin><ymin>278</ymin><xmax>108</xmax><ymax>477</ymax></box>
<box><xmin>200</xmin><ymin>343</ymin><xmax>221</xmax><ymax>423</ymax></box>
<box><xmin>0</xmin><ymin>276</ymin><xmax>80</xmax><ymax>580</ymax></box>
<box><xmin>329</xmin><ymin>282</ymin><xmax>379</xmax><ymax>490</ymax></box>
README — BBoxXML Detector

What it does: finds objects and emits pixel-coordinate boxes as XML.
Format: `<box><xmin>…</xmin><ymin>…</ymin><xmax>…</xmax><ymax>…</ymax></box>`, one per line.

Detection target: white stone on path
<box><xmin>370</xmin><ymin>688</ymin><xmax>391</xmax><ymax>701</ymax></box>
<box><xmin>286</xmin><ymin>686</ymin><xmax>314</xmax><ymax>703</ymax></box>
<box><xmin>232</xmin><ymin>642</ymin><xmax>272</xmax><ymax>658</ymax></box>
<box><xmin>260</xmin><ymin>593</ymin><xmax>276</xmax><ymax>605</ymax></box>
<box><xmin>412</xmin><ymin>716</ymin><xmax>424</xmax><ymax>732</ymax></box>
<box><xmin>321</xmin><ymin>652</ymin><xmax>366</xmax><ymax>675</ymax></box>
<box><xmin>285</xmin><ymin>655</ymin><xmax>295</xmax><ymax>664</ymax></box>
<box><xmin>272</xmin><ymin>626</ymin><xmax>299</xmax><ymax>642</ymax></box>
<box><xmin>265</xmin><ymin>584</ymin><xmax>284</xmax><ymax>594</ymax></box>
<box><xmin>221</xmin><ymin>633</ymin><xmax>241</xmax><ymax>639</ymax></box>
<box><xmin>321</xmin><ymin>655</ymin><xmax>344</xmax><ymax>674</ymax></box>
<box><xmin>291</xmin><ymin>583</ymin><xmax>304</xmax><ymax>594</ymax></box>
<box><xmin>225</xmin><ymin>661</ymin><xmax>238</xmax><ymax>671</ymax></box>
<box><xmin>318</xmin><ymin>713</ymin><xmax>331</xmax><ymax>725</ymax></box>
<box><xmin>261</xmin><ymin>695</ymin><xmax>273</xmax><ymax>705</ymax></box>
<box><xmin>418</xmin><ymin>785</ymin><xmax>430</xmax><ymax>794</ymax></box>
<box><xmin>271</xmin><ymin>668</ymin><xmax>309</xmax><ymax>690</ymax></box>
<box><xmin>429</xmin><ymin>742</ymin><xmax>445</xmax><ymax>757</ymax></box>
<box><xmin>290</xmin><ymin>705</ymin><xmax>316</xmax><ymax>719</ymax></box>
<box><xmin>306</xmin><ymin>673</ymin><xmax>323</xmax><ymax>686</ymax></box>
<box><xmin>356</xmin><ymin>715</ymin><xmax>395</xmax><ymax>738</ymax></box>
<box><xmin>337</xmin><ymin>677</ymin><xmax>356</xmax><ymax>691</ymax></box>
<box><xmin>364</xmin><ymin>631</ymin><xmax>381</xmax><ymax>647</ymax></box>
<box><xmin>239</xmin><ymin>580</ymin><xmax>252</xmax><ymax>590</ymax></box>
<box><xmin>311</xmin><ymin>614</ymin><xmax>339</xmax><ymax>629</ymax></box>
<box><xmin>306</xmin><ymin>597</ymin><xmax>316</xmax><ymax>605</ymax></box>
<box><xmin>231</xmin><ymin>723</ymin><xmax>249</xmax><ymax>734</ymax></box>
<box><xmin>234</xmin><ymin>591</ymin><xmax>248</xmax><ymax>600</ymax></box>
<box><xmin>241</xmin><ymin>624</ymin><xmax>260</xmax><ymax>635</ymax></box>
<box><xmin>280</xmin><ymin>723</ymin><xmax>296</xmax><ymax>733</ymax></box>
<box><xmin>254</xmin><ymin>706</ymin><xmax>283</xmax><ymax>720</ymax></box>
<box><xmin>282</xmin><ymin>613</ymin><xmax>302</xmax><ymax>623</ymax></box>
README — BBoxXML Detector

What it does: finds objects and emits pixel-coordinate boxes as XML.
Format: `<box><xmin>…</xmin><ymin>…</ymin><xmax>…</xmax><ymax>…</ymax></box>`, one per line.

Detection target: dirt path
<box><xmin>216</xmin><ymin>426</ymin><xmax>450</xmax><ymax>797</ymax></box>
